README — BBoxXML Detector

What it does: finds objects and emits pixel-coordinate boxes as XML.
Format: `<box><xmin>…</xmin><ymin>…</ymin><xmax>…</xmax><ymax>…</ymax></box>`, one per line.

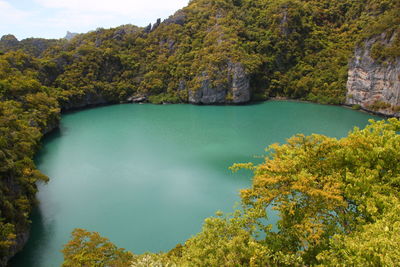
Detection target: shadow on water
<box><xmin>9</xmin><ymin>208</ymin><xmax>54</xmax><ymax>267</ymax></box>
<box><xmin>35</xmin><ymin>128</ymin><xmax>62</xmax><ymax>166</ymax></box>
<box><xmin>8</xmin><ymin>102</ymin><xmax>380</xmax><ymax>266</ymax></box>
<box><xmin>9</xmin><ymin>129</ymin><xmax>62</xmax><ymax>267</ymax></box>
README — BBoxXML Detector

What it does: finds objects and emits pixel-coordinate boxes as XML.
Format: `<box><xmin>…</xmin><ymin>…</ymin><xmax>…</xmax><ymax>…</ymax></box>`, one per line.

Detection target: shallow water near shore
<box><xmin>11</xmin><ymin>101</ymin><xmax>380</xmax><ymax>267</ymax></box>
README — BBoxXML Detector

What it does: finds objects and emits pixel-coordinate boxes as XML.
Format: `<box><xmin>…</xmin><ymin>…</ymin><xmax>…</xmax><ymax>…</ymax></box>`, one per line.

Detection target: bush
<box><xmin>148</xmin><ymin>93</ymin><xmax>180</xmax><ymax>104</ymax></box>
<box><xmin>366</xmin><ymin>100</ymin><xmax>391</xmax><ymax>111</ymax></box>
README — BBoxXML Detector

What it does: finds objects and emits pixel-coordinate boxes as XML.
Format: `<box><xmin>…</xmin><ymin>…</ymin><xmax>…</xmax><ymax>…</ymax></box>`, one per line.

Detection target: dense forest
<box><xmin>0</xmin><ymin>0</ymin><xmax>399</xmax><ymax>265</ymax></box>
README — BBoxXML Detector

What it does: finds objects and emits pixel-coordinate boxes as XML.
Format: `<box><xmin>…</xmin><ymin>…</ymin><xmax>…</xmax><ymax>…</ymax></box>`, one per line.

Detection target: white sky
<box><xmin>0</xmin><ymin>0</ymin><xmax>189</xmax><ymax>40</ymax></box>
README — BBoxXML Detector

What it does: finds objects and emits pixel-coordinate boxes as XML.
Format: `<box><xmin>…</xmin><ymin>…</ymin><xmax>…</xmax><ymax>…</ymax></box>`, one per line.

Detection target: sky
<box><xmin>0</xmin><ymin>0</ymin><xmax>189</xmax><ymax>40</ymax></box>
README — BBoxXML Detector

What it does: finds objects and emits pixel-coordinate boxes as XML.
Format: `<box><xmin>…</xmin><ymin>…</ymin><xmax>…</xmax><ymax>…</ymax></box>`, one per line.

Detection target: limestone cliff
<box><xmin>60</xmin><ymin>92</ymin><xmax>108</xmax><ymax>111</ymax></box>
<box><xmin>188</xmin><ymin>62</ymin><xmax>250</xmax><ymax>104</ymax></box>
<box><xmin>346</xmin><ymin>34</ymin><xmax>400</xmax><ymax>117</ymax></box>
<box><xmin>64</xmin><ymin>31</ymin><xmax>78</xmax><ymax>41</ymax></box>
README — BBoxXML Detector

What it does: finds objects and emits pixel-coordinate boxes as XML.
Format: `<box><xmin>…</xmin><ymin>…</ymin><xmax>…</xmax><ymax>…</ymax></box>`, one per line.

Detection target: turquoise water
<box><xmin>11</xmin><ymin>101</ymin><xmax>379</xmax><ymax>267</ymax></box>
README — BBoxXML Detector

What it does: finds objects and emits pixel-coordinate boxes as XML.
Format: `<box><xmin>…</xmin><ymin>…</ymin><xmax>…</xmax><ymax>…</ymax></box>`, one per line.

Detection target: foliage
<box><xmin>0</xmin><ymin>51</ymin><xmax>58</xmax><ymax>263</ymax></box>
<box><xmin>1</xmin><ymin>0</ymin><xmax>399</xmax><ymax>107</ymax></box>
<box><xmin>0</xmin><ymin>34</ymin><xmax>59</xmax><ymax>57</ymax></box>
<box><xmin>234</xmin><ymin>118</ymin><xmax>400</xmax><ymax>264</ymax></box>
<box><xmin>148</xmin><ymin>93</ymin><xmax>181</xmax><ymax>104</ymax></box>
<box><xmin>317</xmin><ymin>199</ymin><xmax>400</xmax><ymax>266</ymax></box>
<box><xmin>1</xmin><ymin>0</ymin><xmax>399</xmax><ymax>264</ymax></box>
<box><xmin>62</xmin><ymin>228</ymin><xmax>133</xmax><ymax>267</ymax></box>
<box><xmin>61</xmin><ymin>119</ymin><xmax>400</xmax><ymax>266</ymax></box>
<box><xmin>366</xmin><ymin>100</ymin><xmax>392</xmax><ymax>111</ymax></box>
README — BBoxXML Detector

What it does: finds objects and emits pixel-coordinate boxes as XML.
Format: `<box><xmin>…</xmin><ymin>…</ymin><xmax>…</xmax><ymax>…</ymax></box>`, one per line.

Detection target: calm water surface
<box><xmin>11</xmin><ymin>101</ymin><xmax>379</xmax><ymax>266</ymax></box>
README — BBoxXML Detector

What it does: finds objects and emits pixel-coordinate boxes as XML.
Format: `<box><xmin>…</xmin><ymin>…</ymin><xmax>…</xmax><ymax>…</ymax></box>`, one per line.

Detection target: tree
<box><xmin>232</xmin><ymin>118</ymin><xmax>400</xmax><ymax>264</ymax></box>
<box><xmin>62</xmin><ymin>228</ymin><xmax>133</xmax><ymax>267</ymax></box>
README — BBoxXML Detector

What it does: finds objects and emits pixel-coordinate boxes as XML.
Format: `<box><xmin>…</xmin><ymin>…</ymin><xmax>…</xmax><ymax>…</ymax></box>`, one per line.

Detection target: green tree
<box><xmin>233</xmin><ymin>118</ymin><xmax>400</xmax><ymax>264</ymax></box>
<box><xmin>62</xmin><ymin>228</ymin><xmax>133</xmax><ymax>267</ymax></box>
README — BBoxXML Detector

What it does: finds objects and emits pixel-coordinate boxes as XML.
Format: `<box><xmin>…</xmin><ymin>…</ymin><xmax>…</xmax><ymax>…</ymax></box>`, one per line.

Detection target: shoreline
<box><xmin>44</xmin><ymin>98</ymin><xmax>395</xmax><ymax>138</ymax></box>
<box><xmin>12</xmin><ymin>97</ymin><xmax>395</xmax><ymax>265</ymax></box>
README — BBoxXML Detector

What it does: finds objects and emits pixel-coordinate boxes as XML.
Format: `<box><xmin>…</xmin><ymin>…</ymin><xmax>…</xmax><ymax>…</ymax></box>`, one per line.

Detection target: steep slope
<box><xmin>0</xmin><ymin>0</ymin><xmax>399</xmax><ymax>265</ymax></box>
<box><xmin>347</xmin><ymin>34</ymin><xmax>400</xmax><ymax>116</ymax></box>
<box><xmin>0</xmin><ymin>35</ymin><xmax>59</xmax><ymax>57</ymax></box>
<box><xmin>346</xmin><ymin>8</ymin><xmax>400</xmax><ymax>116</ymax></box>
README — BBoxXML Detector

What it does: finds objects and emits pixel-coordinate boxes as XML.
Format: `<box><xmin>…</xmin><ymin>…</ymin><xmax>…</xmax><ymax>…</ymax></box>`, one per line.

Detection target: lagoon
<box><xmin>11</xmin><ymin>101</ymin><xmax>379</xmax><ymax>267</ymax></box>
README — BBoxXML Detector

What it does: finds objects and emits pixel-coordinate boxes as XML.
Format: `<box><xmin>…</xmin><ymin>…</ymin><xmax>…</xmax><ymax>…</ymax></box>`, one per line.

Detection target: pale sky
<box><xmin>0</xmin><ymin>0</ymin><xmax>189</xmax><ymax>40</ymax></box>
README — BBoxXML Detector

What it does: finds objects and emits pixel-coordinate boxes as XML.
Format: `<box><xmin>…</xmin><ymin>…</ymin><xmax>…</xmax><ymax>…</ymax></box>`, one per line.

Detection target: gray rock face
<box><xmin>164</xmin><ymin>10</ymin><xmax>186</xmax><ymax>26</ymax></box>
<box><xmin>61</xmin><ymin>92</ymin><xmax>108</xmax><ymax>111</ymax></box>
<box><xmin>127</xmin><ymin>95</ymin><xmax>147</xmax><ymax>103</ymax></box>
<box><xmin>188</xmin><ymin>62</ymin><xmax>250</xmax><ymax>104</ymax></box>
<box><xmin>188</xmin><ymin>72</ymin><xmax>227</xmax><ymax>104</ymax></box>
<box><xmin>151</xmin><ymin>18</ymin><xmax>162</xmax><ymax>31</ymax></box>
<box><xmin>346</xmin><ymin>34</ymin><xmax>400</xmax><ymax>117</ymax></box>
<box><xmin>0</xmin><ymin>34</ymin><xmax>19</xmax><ymax>48</ymax></box>
<box><xmin>230</xmin><ymin>62</ymin><xmax>250</xmax><ymax>104</ymax></box>
<box><xmin>64</xmin><ymin>31</ymin><xmax>78</xmax><ymax>41</ymax></box>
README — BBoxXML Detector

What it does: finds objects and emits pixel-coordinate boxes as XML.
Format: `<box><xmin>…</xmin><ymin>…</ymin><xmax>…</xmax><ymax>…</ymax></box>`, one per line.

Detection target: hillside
<box><xmin>0</xmin><ymin>0</ymin><xmax>399</xmax><ymax>265</ymax></box>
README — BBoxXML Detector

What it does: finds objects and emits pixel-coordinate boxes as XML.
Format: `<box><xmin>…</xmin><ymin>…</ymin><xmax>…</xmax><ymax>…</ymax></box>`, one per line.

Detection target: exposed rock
<box><xmin>112</xmin><ymin>25</ymin><xmax>139</xmax><ymax>40</ymax></box>
<box><xmin>188</xmin><ymin>62</ymin><xmax>250</xmax><ymax>104</ymax></box>
<box><xmin>118</xmin><ymin>25</ymin><xmax>140</xmax><ymax>35</ymax></box>
<box><xmin>163</xmin><ymin>10</ymin><xmax>186</xmax><ymax>26</ymax></box>
<box><xmin>112</xmin><ymin>29</ymin><xmax>126</xmax><ymax>41</ymax></box>
<box><xmin>64</xmin><ymin>31</ymin><xmax>78</xmax><ymax>41</ymax></box>
<box><xmin>61</xmin><ymin>92</ymin><xmax>108</xmax><ymax>111</ymax></box>
<box><xmin>152</xmin><ymin>19</ymin><xmax>162</xmax><ymax>31</ymax></box>
<box><xmin>280</xmin><ymin>10</ymin><xmax>290</xmax><ymax>36</ymax></box>
<box><xmin>229</xmin><ymin>62</ymin><xmax>251</xmax><ymax>103</ymax></box>
<box><xmin>43</xmin><ymin>117</ymin><xmax>60</xmax><ymax>135</ymax></box>
<box><xmin>159</xmin><ymin>38</ymin><xmax>176</xmax><ymax>52</ymax></box>
<box><xmin>178</xmin><ymin>80</ymin><xmax>186</xmax><ymax>91</ymax></box>
<box><xmin>95</xmin><ymin>38</ymin><xmax>102</xmax><ymax>47</ymax></box>
<box><xmin>127</xmin><ymin>95</ymin><xmax>147</xmax><ymax>103</ymax></box>
<box><xmin>346</xmin><ymin>33</ymin><xmax>400</xmax><ymax>117</ymax></box>
<box><xmin>189</xmin><ymin>72</ymin><xmax>227</xmax><ymax>104</ymax></box>
<box><xmin>144</xmin><ymin>24</ymin><xmax>152</xmax><ymax>34</ymax></box>
<box><xmin>0</xmin><ymin>34</ymin><xmax>19</xmax><ymax>48</ymax></box>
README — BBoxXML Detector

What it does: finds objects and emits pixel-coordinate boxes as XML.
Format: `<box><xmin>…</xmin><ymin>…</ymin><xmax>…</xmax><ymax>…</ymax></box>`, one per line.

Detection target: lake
<box><xmin>11</xmin><ymin>101</ymin><xmax>379</xmax><ymax>266</ymax></box>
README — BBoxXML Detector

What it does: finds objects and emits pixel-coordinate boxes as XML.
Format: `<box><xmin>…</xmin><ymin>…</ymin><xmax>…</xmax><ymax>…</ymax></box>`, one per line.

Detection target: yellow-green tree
<box><xmin>233</xmin><ymin>118</ymin><xmax>400</xmax><ymax>264</ymax></box>
<box><xmin>62</xmin><ymin>228</ymin><xmax>133</xmax><ymax>267</ymax></box>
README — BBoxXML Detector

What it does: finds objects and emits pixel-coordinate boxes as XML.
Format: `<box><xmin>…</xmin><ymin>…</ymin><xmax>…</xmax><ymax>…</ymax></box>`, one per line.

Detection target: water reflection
<box><xmin>10</xmin><ymin>208</ymin><xmax>55</xmax><ymax>267</ymax></box>
<box><xmin>10</xmin><ymin>102</ymin><xmax>380</xmax><ymax>267</ymax></box>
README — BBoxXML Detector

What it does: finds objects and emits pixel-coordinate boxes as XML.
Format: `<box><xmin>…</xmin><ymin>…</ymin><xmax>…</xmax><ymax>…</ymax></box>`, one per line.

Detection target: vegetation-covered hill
<box><xmin>0</xmin><ymin>0</ymin><xmax>399</xmax><ymax>265</ymax></box>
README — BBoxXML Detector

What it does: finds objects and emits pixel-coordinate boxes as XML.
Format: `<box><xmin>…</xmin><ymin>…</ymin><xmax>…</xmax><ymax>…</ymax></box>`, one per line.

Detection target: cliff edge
<box><xmin>346</xmin><ymin>33</ymin><xmax>400</xmax><ymax>117</ymax></box>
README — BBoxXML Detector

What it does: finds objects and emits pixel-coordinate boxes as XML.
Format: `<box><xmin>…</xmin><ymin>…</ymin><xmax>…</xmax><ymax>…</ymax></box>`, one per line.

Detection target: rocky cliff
<box><xmin>346</xmin><ymin>34</ymin><xmax>400</xmax><ymax>117</ymax></box>
<box><xmin>188</xmin><ymin>62</ymin><xmax>250</xmax><ymax>104</ymax></box>
<box><xmin>64</xmin><ymin>31</ymin><xmax>78</xmax><ymax>41</ymax></box>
